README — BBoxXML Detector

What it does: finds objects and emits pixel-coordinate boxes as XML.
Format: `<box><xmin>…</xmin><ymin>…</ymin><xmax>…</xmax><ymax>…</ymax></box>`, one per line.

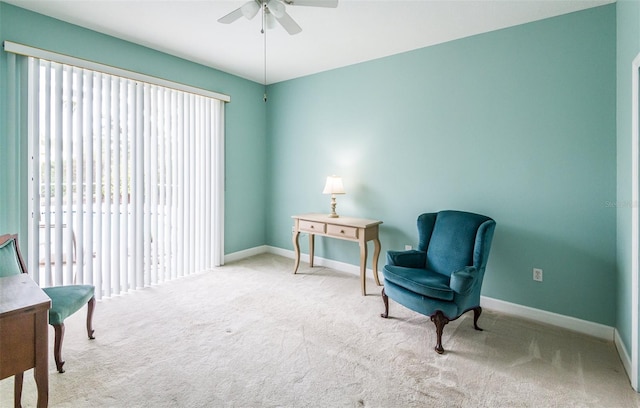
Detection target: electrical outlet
<box><xmin>405</xmin><ymin>245</ymin><xmax>412</xmax><ymax>250</ymax></box>
<box><xmin>533</xmin><ymin>268</ymin><xmax>543</xmax><ymax>282</ymax></box>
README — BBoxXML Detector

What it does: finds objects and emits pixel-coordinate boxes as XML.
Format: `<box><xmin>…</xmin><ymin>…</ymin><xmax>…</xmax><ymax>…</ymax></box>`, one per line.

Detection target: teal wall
<box><xmin>0</xmin><ymin>2</ymin><xmax>268</xmax><ymax>254</ymax></box>
<box><xmin>616</xmin><ymin>0</ymin><xmax>640</xmax><ymax>383</ymax></box>
<box><xmin>266</xmin><ymin>5</ymin><xmax>617</xmax><ymax>326</ymax></box>
<box><xmin>0</xmin><ymin>2</ymin><xmax>624</xmax><ymax>332</ymax></box>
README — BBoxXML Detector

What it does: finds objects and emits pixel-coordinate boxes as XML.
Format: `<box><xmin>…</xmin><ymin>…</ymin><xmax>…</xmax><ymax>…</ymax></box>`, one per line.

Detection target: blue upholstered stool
<box><xmin>42</xmin><ymin>285</ymin><xmax>96</xmax><ymax>373</ymax></box>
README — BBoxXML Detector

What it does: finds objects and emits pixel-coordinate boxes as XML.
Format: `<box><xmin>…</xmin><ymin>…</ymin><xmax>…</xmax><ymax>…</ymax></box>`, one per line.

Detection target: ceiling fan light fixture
<box><xmin>267</xmin><ymin>0</ymin><xmax>286</xmax><ymax>18</ymax></box>
<box><xmin>219</xmin><ymin>0</ymin><xmax>338</xmax><ymax>34</ymax></box>
<box><xmin>241</xmin><ymin>1</ymin><xmax>261</xmax><ymax>19</ymax></box>
<box><xmin>286</xmin><ymin>0</ymin><xmax>338</xmax><ymax>7</ymax></box>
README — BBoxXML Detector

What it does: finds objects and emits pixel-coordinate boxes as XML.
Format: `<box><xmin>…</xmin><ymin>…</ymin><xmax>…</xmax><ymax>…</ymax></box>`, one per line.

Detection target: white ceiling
<box><xmin>5</xmin><ymin>0</ymin><xmax>614</xmax><ymax>84</ymax></box>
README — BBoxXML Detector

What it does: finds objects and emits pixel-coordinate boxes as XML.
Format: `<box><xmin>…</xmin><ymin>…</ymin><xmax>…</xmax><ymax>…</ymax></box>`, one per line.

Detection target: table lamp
<box><xmin>322</xmin><ymin>175</ymin><xmax>345</xmax><ymax>218</ymax></box>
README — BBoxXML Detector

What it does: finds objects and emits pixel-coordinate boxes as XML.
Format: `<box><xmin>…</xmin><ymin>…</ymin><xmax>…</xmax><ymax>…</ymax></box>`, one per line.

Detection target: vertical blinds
<box><xmin>27</xmin><ymin>57</ymin><xmax>225</xmax><ymax>299</ymax></box>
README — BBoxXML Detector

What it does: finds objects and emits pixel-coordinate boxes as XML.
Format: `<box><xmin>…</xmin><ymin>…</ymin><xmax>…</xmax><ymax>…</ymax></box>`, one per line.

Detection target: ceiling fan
<box><xmin>218</xmin><ymin>0</ymin><xmax>338</xmax><ymax>35</ymax></box>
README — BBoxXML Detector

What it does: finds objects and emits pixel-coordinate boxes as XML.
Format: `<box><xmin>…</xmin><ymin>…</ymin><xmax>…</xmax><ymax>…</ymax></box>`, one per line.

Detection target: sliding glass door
<box><xmin>26</xmin><ymin>57</ymin><xmax>224</xmax><ymax>299</ymax></box>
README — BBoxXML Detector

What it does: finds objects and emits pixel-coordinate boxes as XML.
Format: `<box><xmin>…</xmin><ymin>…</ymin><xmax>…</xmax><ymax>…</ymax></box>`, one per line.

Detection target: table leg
<box><xmin>292</xmin><ymin>231</ymin><xmax>300</xmax><ymax>274</ymax></box>
<box><xmin>34</xmin><ymin>310</ymin><xmax>48</xmax><ymax>408</ymax></box>
<box><xmin>14</xmin><ymin>372</ymin><xmax>23</xmax><ymax>408</ymax></box>
<box><xmin>372</xmin><ymin>238</ymin><xmax>382</xmax><ymax>286</ymax></box>
<box><xmin>359</xmin><ymin>240</ymin><xmax>368</xmax><ymax>296</ymax></box>
<box><xmin>309</xmin><ymin>234</ymin><xmax>315</xmax><ymax>267</ymax></box>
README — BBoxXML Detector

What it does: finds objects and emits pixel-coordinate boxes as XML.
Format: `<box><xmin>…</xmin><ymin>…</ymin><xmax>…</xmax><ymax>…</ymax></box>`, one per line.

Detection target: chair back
<box><xmin>418</xmin><ymin>211</ymin><xmax>495</xmax><ymax>276</ymax></box>
<box><xmin>0</xmin><ymin>234</ymin><xmax>27</xmax><ymax>278</ymax></box>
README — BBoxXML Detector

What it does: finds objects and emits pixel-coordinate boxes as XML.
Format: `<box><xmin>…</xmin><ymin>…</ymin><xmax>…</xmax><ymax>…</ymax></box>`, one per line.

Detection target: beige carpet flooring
<box><xmin>2</xmin><ymin>253</ymin><xmax>639</xmax><ymax>407</ymax></box>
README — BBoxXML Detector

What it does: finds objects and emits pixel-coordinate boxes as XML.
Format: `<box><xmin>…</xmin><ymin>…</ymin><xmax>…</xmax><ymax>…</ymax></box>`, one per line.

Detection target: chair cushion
<box><xmin>383</xmin><ymin>265</ymin><xmax>454</xmax><ymax>301</ymax></box>
<box><xmin>0</xmin><ymin>238</ymin><xmax>23</xmax><ymax>277</ymax></box>
<box><xmin>43</xmin><ymin>285</ymin><xmax>95</xmax><ymax>326</ymax></box>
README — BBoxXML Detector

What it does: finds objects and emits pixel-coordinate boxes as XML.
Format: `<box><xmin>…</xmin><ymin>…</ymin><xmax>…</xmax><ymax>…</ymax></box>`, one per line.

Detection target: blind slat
<box><xmin>74</xmin><ymin>67</ymin><xmax>85</xmax><ymax>283</ymax></box>
<box><xmin>54</xmin><ymin>63</ymin><xmax>64</xmax><ymax>286</ymax></box>
<box><xmin>64</xmin><ymin>66</ymin><xmax>73</xmax><ymax>284</ymax></box>
<box><xmin>85</xmin><ymin>71</ymin><xmax>94</xmax><ymax>286</ymax></box>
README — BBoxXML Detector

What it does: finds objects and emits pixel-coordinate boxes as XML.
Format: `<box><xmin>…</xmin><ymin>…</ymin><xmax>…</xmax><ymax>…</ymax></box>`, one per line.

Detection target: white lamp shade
<box><xmin>322</xmin><ymin>176</ymin><xmax>345</xmax><ymax>195</ymax></box>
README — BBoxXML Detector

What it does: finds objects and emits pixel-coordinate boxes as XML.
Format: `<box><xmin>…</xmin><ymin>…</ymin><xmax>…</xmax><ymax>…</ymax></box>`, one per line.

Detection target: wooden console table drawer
<box><xmin>299</xmin><ymin>220</ymin><xmax>326</xmax><ymax>234</ymax></box>
<box><xmin>292</xmin><ymin>213</ymin><xmax>382</xmax><ymax>296</ymax></box>
<box><xmin>326</xmin><ymin>223</ymin><xmax>358</xmax><ymax>239</ymax></box>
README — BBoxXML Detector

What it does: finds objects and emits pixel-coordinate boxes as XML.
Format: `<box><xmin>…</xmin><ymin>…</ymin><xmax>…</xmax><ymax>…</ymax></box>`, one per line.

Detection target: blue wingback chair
<box><xmin>381</xmin><ymin>210</ymin><xmax>496</xmax><ymax>354</ymax></box>
<box><xmin>0</xmin><ymin>234</ymin><xmax>95</xmax><ymax>373</ymax></box>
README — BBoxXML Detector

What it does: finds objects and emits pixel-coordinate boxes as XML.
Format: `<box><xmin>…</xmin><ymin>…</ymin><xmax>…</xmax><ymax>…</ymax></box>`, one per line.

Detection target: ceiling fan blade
<box><xmin>217</xmin><ymin>7</ymin><xmax>244</xmax><ymax>24</ymax></box>
<box><xmin>274</xmin><ymin>11</ymin><xmax>302</xmax><ymax>35</ymax></box>
<box><xmin>285</xmin><ymin>0</ymin><xmax>338</xmax><ymax>7</ymax></box>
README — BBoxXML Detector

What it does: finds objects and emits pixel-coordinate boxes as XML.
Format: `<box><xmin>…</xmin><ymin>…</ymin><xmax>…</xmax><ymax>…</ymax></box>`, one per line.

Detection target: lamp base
<box><xmin>328</xmin><ymin>195</ymin><xmax>339</xmax><ymax>218</ymax></box>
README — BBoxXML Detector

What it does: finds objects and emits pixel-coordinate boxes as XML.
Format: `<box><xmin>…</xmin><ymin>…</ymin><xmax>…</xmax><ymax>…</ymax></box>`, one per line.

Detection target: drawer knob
<box><xmin>340</xmin><ymin>230</ymin><xmax>345</xmax><ymax>233</ymax></box>
<box><xmin>310</xmin><ymin>225</ymin><xmax>314</xmax><ymax>229</ymax></box>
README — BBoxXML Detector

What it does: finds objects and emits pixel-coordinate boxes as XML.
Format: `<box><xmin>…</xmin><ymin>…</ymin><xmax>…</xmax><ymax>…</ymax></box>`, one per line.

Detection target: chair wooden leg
<box><xmin>431</xmin><ymin>311</ymin><xmax>450</xmax><ymax>354</ymax></box>
<box><xmin>473</xmin><ymin>306</ymin><xmax>483</xmax><ymax>331</ymax></box>
<box><xmin>53</xmin><ymin>323</ymin><xmax>65</xmax><ymax>373</ymax></box>
<box><xmin>87</xmin><ymin>296</ymin><xmax>96</xmax><ymax>339</ymax></box>
<box><xmin>380</xmin><ymin>287</ymin><xmax>389</xmax><ymax>318</ymax></box>
<box><xmin>14</xmin><ymin>372</ymin><xmax>23</xmax><ymax>408</ymax></box>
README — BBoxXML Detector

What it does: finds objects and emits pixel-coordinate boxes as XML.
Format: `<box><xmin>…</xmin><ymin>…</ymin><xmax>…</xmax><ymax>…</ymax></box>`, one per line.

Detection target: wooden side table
<box><xmin>0</xmin><ymin>273</ymin><xmax>51</xmax><ymax>408</ymax></box>
<box><xmin>292</xmin><ymin>213</ymin><xmax>383</xmax><ymax>296</ymax></box>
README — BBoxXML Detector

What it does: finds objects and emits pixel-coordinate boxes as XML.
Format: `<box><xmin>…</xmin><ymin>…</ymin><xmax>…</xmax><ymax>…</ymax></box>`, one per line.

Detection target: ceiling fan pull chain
<box><xmin>263</xmin><ymin>2</ymin><xmax>268</xmax><ymax>102</ymax></box>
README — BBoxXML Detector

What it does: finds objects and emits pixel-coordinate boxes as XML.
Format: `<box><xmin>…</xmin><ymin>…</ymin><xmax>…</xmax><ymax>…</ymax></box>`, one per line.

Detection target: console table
<box><xmin>0</xmin><ymin>273</ymin><xmax>51</xmax><ymax>408</ymax></box>
<box><xmin>292</xmin><ymin>214</ymin><xmax>383</xmax><ymax>296</ymax></box>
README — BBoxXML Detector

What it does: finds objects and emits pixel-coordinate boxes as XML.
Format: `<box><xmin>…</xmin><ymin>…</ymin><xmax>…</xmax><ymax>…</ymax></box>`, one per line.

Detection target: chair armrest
<box><xmin>386</xmin><ymin>250</ymin><xmax>426</xmax><ymax>268</ymax></box>
<box><xmin>449</xmin><ymin>266</ymin><xmax>477</xmax><ymax>294</ymax></box>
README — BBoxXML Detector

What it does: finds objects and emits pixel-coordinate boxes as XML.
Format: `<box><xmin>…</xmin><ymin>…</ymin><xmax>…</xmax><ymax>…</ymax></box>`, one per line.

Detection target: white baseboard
<box><xmin>267</xmin><ymin>246</ymin><xmax>370</xmax><ymax>277</ymax></box>
<box><xmin>224</xmin><ymin>245</ymin><xmax>269</xmax><ymax>264</ymax></box>
<box><xmin>615</xmin><ymin>328</ymin><xmax>633</xmax><ymax>384</ymax></box>
<box><xmin>479</xmin><ymin>296</ymin><xmax>614</xmax><ymax>341</ymax></box>
<box><xmin>229</xmin><ymin>246</ymin><xmax>622</xmax><ymax>347</ymax></box>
